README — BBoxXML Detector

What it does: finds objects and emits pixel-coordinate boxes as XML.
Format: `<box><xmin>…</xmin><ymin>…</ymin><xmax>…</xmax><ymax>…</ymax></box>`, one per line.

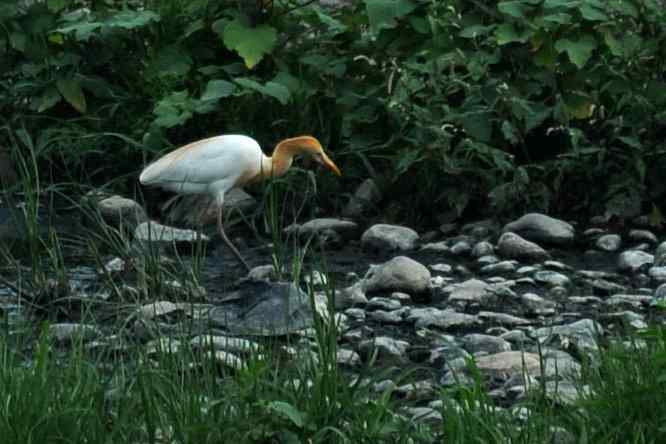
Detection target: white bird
<box><xmin>139</xmin><ymin>134</ymin><xmax>341</xmax><ymax>272</ymax></box>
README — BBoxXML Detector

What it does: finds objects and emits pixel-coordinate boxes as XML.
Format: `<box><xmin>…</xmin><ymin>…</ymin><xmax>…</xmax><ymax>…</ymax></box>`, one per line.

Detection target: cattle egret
<box><xmin>139</xmin><ymin>134</ymin><xmax>341</xmax><ymax>272</ymax></box>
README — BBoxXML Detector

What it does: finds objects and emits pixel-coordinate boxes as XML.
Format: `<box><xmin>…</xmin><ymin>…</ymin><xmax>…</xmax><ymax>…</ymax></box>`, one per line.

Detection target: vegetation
<box><xmin>1</xmin><ymin>0</ymin><xmax>664</xmax><ymax>223</ymax></box>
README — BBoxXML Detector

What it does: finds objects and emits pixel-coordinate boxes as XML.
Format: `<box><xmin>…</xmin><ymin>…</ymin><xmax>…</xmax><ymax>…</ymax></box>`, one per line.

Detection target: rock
<box><xmin>447</xmin><ymin>279</ymin><xmax>494</xmax><ymax>305</ymax></box>
<box><xmin>497</xmin><ymin>232</ymin><xmax>550</xmax><ymax>262</ymax></box>
<box><xmin>534</xmin><ymin>270</ymin><xmax>570</xmax><ymax>287</ymax></box>
<box><xmin>395</xmin><ymin>380</ymin><xmax>437</xmax><ymax>400</ymax></box>
<box><xmin>335</xmin><ymin>281</ymin><xmax>368</xmax><ymax>308</ymax></box>
<box><xmin>247</xmin><ymin>264</ymin><xmax>277</xmax><ymax>281</ymax></box>
<box><xmin>344</xmin><ymin>307</ymin><xmax>366</xmax><ymax>321</ymax></box>
<box><xmin>521</xmin><ymin>292</ymin><xmax>556</xmax><ymax>315</ymax></box>
<box><xmin>628</xmin><ymin>229</ymin><xmax>657</xmax><ymax>244</ymax></box>
<box><xmin>430</xmin><ymin>263</ymin><xmax>453</xmax><ymax>273</ymax></box>
<box><xmin>361</xmin><ymin>224</ymin><xmax>419</xmax><ymax>252</ymax></box>
<box><xmin>49</xmin><ymin>323</ymin><xmax>101</xmax><ymax>344</ymax></box>
<box><xmin>133</xmin><ymin>221</ymin><xmax>209</xmax><ymax>246</ymax></box>
<box><xmin>336</xmin><ymin>348</ymin><xmax>362</xmax><ymax>367</ymax></box>
<box><xmin>368</xmin><ymin>309</ymin><xmax>407</xmax><ymax>324</ymax></box>
<box><xmin>471</xmin><ymin>241</ymin><xmax>495</xmax><ymax>257</ymax></box>
<box><xmin>366</xmin><ymin>296</ymin><xmax>402</xmax><ymax>311</ymax></box>
<box><xmin>480</xmin><ymin>260</ymin><xmax>517</xmax><ymax>274</ymax></box>
<box><xmin>205</xmin><ymin>350</ymin><xmax>245</xmax><ymax>370</ymax></box>
<box><xmin>595</xmin><ymin>234</ymin><xmax>622</xmax><ymax>252</ymax></box>
<box><xmin>604</xmin><ymin>294</ymin><xmax>653</xmax><ymax>309</ymax></box>
<box><xmin>532</xmin><ymin>319</ymin><xmax>603</xmax><ymax>353</ymax></box>
<box><xmin>472</xmin><ymin>351</ymin><xmax>542</xmax><ymax>381</ymax></box>
<box><xmin>477</xmin><ymin>311</ymin><xmax>531</xmax><ymax>327</ymax></box>
<box><xmin>94</xmin><ymin>194</ymin><xmax>148</xmax><ymax>229</ymax></box>
<box><xmin>449</xmin><ymin>240</ymin><xmax>472</xmax><ymax>256</ymax></box>
<box><xmin>208</xmin><ymin>281</ymin><xmax>317</xmax><ymax>336</ymax></box>
<box><xmin>404</xmin><ymin>407</ymin><xmax>442</xmax><ymax>425</ymax></box>
<box><xmin>502</xmin><ymin>213</ymin><xmax>574</xmax><ymax>245</ymax></box>
<box><xmin>655</xmin><ymin>241</ymin><xmax>666</xmax><ymax>265</ymax></box>
<box><xmin>145</xmin><ymin>337</ymin><xmax>182</xmax><ymax>356</ymax></box>
<box><xmin>342</xmin><ymin>178</ymin><xmax>381</xmax><ymax>218</ymax></box>
<box><xmin>362</xmin><ymin>256</ymin><xmax>431</xmax><ymax>296</ymax></box>
<box><xmin>358</xmin><ymin>336</ymin><xmax>410</xmax><ymax>359</ymax></box>
<box><xmin>190</xmin><ymin>335</ymin><xmax>261</xmax><ymax>353</ymax></box>
<box><xmin>293</xmin><ymin>218</ymin><xmax>359</xmax><ymax>241</ymax></box>
<box><xmin>649</xmin><ymin>266</ymin><xmax>666</xmax><ymax>282</ymax></box>
<box><xmin>406</xmin><ymin>308</ymin><xmax>478</xmax><ymax>330</ymax></box>
<box><xmin>462</xmin><ymin>334</ymin><xmax>512</xmax><ymax>354</ymax></box>
<box><xmin>135</xmin><ymin>301</ymin><xmax>183</xmax><ymax>320</ymax></box>
<box><xmin>617</xmin><ymin>250</ymin><xmax>654</xmax><ymax>273</ymax></box>
<box><xmin>420</xmin><ymin>241</ymin><xmax>449</xmax><ymax>253</ymax></box>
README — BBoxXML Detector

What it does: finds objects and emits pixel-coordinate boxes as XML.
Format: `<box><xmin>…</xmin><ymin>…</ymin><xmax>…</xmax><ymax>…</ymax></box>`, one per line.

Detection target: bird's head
<box><xmin>278</xmin><ymin>136</ymin><xmax>342</xmax><ymax>176</ymax></box>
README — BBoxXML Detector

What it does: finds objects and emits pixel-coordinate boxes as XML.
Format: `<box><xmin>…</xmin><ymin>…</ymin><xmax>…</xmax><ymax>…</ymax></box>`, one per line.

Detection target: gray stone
<box><xmin>604</xmin><ymin>294</ymin><xmax>653</xmax><ymax>309</ymax></box>
<box><xmin>462</xmin><ymin>334</ymin><xmax>512</xmax><ymax>354</ymax></box>
<box><xmin>295</xmin><ymin>218</ymin><xmax>359</xmax><ymax>241</ymax></box>
<box><xmin>532</xmin><ymin>319</ymin><xmax>603</xmax><ymax>353</ymax></box>
<box><xmin>480</xmin><ymin>260</ymin><xmax>517</xmax><ymax>274</ymax></box>
<box><xmin>471</xmin><ymin>241</ymin><xmax>495</xmax><ymax>257</ymax></box>
<box><xmin>342</xmin><ymin>178</ymin><xmax>381</xmax><ymax>218</ymax></box>
<box><xmin>497</xmin><ymin>232</ymin><xmax>550</xmax><ymax>262</ymax></box>
<box><xmin>449</xmin><ymin>240</ymin><xmax>472</xmax><ymax>256</ymax></box>
<box><xmin>367</xmin><ymin>296</ymin><xmax>402</xmax><ymax>311</ymax></box>
<box><xmin>404</xmin><ymin>407</ymin><xmax>442</xmax><ymax>425</ymax></box>
<box><xmin>362</xmin><ymin>256</ymin><xmax>431</xmax><ymax>295</ymax></box>
<box><xmin>335</xmin><ymin>281</ymin><xmax>368</xmax><ymax>308</ymax></box>
<box><xmin>336</xmin><ymin>348</ymin><xmax>362</xmax><ymax>367</ymax></box>
<box><xmin>617</xmin><ymin>250</ymin><xmax>654</xmax><ymax>273</ymax></box>
<box><xmin>596</xmin><ymin>234</ymin><xmax>622</xmax><ymax>252</ymax></box>
<box><xmin>420</xmin><ymin>241</ymin><xmax>449</xmax><ymax>253</ymax></box>
<box><xmin>368</xmin><ymin>309</ymin><xmax>407</xmax><ymax>324</ymax></box>
<box><xmin>134</xmin><ymin>221</ymin><xmax>209</xmax><ymax>246</ymax></box>
<box><xmin>49</xmin><ymin>323</ymin><xmax>101</xmax><ymax>344</ymax></box>
<box><xmin>358</xmin><ymin>336</ymin><xmax>410</xmax><ymax>359</ymax></box>
<box><xmin>478</xmin><ymin>311</ymin><xmax>531</xmax><ymax>327</ymax></box>
<box><xmin>209</xmin><ymin>281</ymin><xmax>318</xmax><ymax>336</ymax></box>
<box><xmin>502</xmin><ymin>213</ymin><xmax>574</xmax><ymax>245</ymax></box>
<box><xmin>534</xmin><ymin>270</ymin><xmax>571</xmax><ymax>287</ymax></box>
<box><xmin>448</xmin><ymin>279</ymin><xmax>493</xmax><ymax>305</ymax></box>
<box><xmin>190</xmin><ymin>335</ymin><xmax>260</xmax><ymax>353</ymax></box>
<box><xmin>406</xmin><ymin>308</ymin><xmax>479</xmax><ymax>330</ymax></box>
<box><xmin>95</xmin><ymin>195</ymin><xmax>148</xmax><ymax>229</ymax></box>
<box><xmin>629</xmin><ymin>229</ymin><xmax>658</xmax><ymax>244</ymax></box>
<box><xmin>361</xmin><ymin>224</ymin><xmax>419</xmax><ymax>252</ymax></box>
<box><xmin>136</xmin><ymin>301</ymin><xmax>182</xmax><ymax>320</ymax></box>
<box><xmin>648</xmin><ymin>266</ymin><xmax>666</xmax><ymax>282</ymax></box>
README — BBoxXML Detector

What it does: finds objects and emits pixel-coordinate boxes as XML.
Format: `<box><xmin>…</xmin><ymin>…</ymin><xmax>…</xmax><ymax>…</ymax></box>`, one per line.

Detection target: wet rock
<box><xmin>366</xmin><ymin>296</ymin><xmax>402</xmax><ymax>311</ymax></box>
<box><xmin>500</xmin><ymin>330</ymin><xmax>531</xmax><ymax>345</ymax></box>
<box><xmin>648</xmin><ymin>266</ymin><xmax>666</xmax><ymax>282</ymax></box>
<box><xmin>204</xmin><ymin>350</ymin><xmax>245</xmax><ymax>370</ymax></box>
<box><xmin>190</xmin><ymin>335</ymin><xmax>260</xmax><ymax>353</ymax></box>
<box><xmin>543</xmin><ymin>381</ymin><xmax>590</xmax><ymax>406</ymax></box>
<box><xmin>335</xmin><ymin>281</ymin><xmax>368</xmax><ymax>309</ymax></box>
<box><xmin>361</xmin><ymin>224</ymin><xmax>419</xmax><ymax>252</ymax></box>
<box><xmin>362</xmin><ymin>256</ymin><xmax>431</xmax><ymax>296</ymax></box>
<box><xmin>604</xmin><ymin>294</ymin><xmax>653</xmax><ymax>309</ymax></box>
<box><xmin>629</xmin><ymin>229</ymin><xmax>657</xmax><ymax>244</ymax></box>
<box><xmin>472</xmin><ymin>241</ymin><xmax>494</xmax><ymax>257</ymax></box>
<box><xmin>94</xmin><ymin>194</ymin><xmax>148</xmax><ymax>229</ymax></box>
<box><xmin>617</xmin><ymin>250</ymin><xmax>654</xmax><ymax>273</ymax></box>
<box><xmin>595</xmin><ymin>234</ymin><xmax>622</xmax><ymax>252</ymax></box>
<box><xmin>391</xmin><ymin>292</ymin><xmax>412</xmax><ymax>303</ymax></box>
<box><xmin>291</xmin><ymin>218</ymin><xmax>359</xmax><ymax>242</ymax></box>
<box><xmin>429</xmin><ymin>343</ymin><xmax>472</xmax><ymax>368</ymax></box>
<box><xmin>49</xmin><ymin>323</ymin><xmax>101</xmax><ymax>344</ymax></box>
<box><xmin>395</xmin><ymin>380</ymin><xmax>437</xmax><ymax>400</ymax></box>
<box><xmin>497</xmin><ymin>232</ymin><xmax>550</xmax><ymax>262</ymax></box>
<box><xmin>502</xmin><ymin>213</ymin><xmax>574</xmax><ymax>245</ymax></box>
<box><xmin>336</xmin><ymin>348</ymin><xmax>362</xmax><ymax>367</ymax></box>
<box><xmin>420</xmin><ymin>241</ymin><xmax>449</xmax><ymax>253</ymax></box>
<box><xmin>477</xmin><ymin>311</ymin><xmax>531</xmax><ymax>327</ymax></box>
<box><xmin>534</xmin><ymin>270</ymin><xmax>570</xmax><ymax>287</ymax></box>
<box><xmin>462</xmin><ymin>333</ymin><xmax>512</xmax><ymax>354</ymax></box>
<box><xmin>358</xmin><ymin>336</ymin><xmax>410</xmax><ymax>359</ymax></box>
<box><xmin>208</xmin><ymin>281</ymin><xmax>317</xmax><ymax>336</ymax></box>
<box><xmin>344</xmin><ymin>307</ymin><xmax>366</xmax><ymax>321</ymax></box>
<box><xmin>521</xmin><ymin>292</ymin><xmax>556</xmax><ymax>315</ymax></box>
<box><xmin>135</xmin><ymin>301</ymin><xmax>183</xmax><ymax>320</ymax></box>
<box><xmin>134</xmin><ymin>221</ymin><xmax>209</xmax><ymax>246</ymax></box>
<box><xmin>447</xmin><ymin>279</ymin><xmax>494</xmax><ymax>305</ymax></box>
<box><xmin>655</xmin><ymin>241</ymin><xmax>666</xmax><ymax>265</ymax></box>
<box><xmin>342</xmin><ymin>178</ymin><xmax>381</xmax><ymax>218</ymax></box>
<box><xmin>532</xmin><ymin>319</ymin><xmax>603</xmax><ymax>353</ymax></box>
<box><xmin>449</xmin><ymin>240</ymin><xmax>472</xmax><ymax>256</ymax></box>
<box><xmin>407</xmin><ymin>308</ymin><xmax>479</xmax><ymax>330</ymax></box>
<box><xmin>404</xmin><ymin>407</ymin><xmax>442</xmax><ymax>425</ymax></box>
<box><xmin>368</xmin><ymin>309</ymin><xmax>407</xmax><ymax>324</ymax></box>
<box><xmin>472</xmin><ymin>351</ymin><xmax>542</xmax><ymax>380</ymax></box>
<box><xmin>480</xmin><ymin>260</ymin><xmax>517</xmax><ymax>274</ymax></box>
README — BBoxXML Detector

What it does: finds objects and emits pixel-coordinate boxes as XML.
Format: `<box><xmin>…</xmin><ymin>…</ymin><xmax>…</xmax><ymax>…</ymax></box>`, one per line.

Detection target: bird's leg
<box><xmin>217</xmin><ymin>206</ymin><xmax>252</xmax><ymax>273</ymax></box>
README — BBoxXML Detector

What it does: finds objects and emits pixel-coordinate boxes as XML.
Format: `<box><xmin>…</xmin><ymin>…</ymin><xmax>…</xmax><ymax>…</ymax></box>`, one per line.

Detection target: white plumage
<box><xmin>139</xmin><ymin>134</ymin><xmax>341</xmax><ymax>272</ymax></box>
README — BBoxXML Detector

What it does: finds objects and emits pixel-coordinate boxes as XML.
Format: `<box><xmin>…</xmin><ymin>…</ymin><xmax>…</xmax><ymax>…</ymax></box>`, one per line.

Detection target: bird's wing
<box><xmin>139</xmin><ymin>135</ymin><xmax>262</xmax><ymax>188</ymax></box>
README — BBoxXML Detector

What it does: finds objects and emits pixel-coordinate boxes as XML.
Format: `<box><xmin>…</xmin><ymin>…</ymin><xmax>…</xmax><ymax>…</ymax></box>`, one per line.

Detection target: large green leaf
<box><xmin>201</xmin><ymin>80</ymin><xmax>235</xmax><ymax>101</ymax></box>
<box><xmin>235</xmin><ymin>78</ymin><xmax>291</xmax><ymax>105</ymax></box>
<box><xmin>222</xmin><ymin>19</ymin><xmax>277</xmax><ymax>69</ymax></box>
<box><xmin>364</xmin><ymin>0</ymin><xmax>417</xmax><ymax>34</ymax></box>
<box><xmin>104</xmin><ymin>10</ymin><xmax>160</xmax><ymax>29</ymax></box>
<box><xmin>266</xmin><ymin>401</ymin><xmax>305</xmax><ymax>428</ymax></box>
<box><xmin>153</xmin><ymin>91</ymin><xmax>192</xmax><ymax>128</ymax></box>
<box><xmin>495</xmin><ymin>23</ymin><xmax>529</xmax><ymax>45</ymax></box>
<box><xmin>555</xmin><ymin>35</ymin><xmax>597</xmax><ymax>68</ymax></box>
<box><xmin>56</xmin><ymin>78</ymin><xmax>86</xmax><ymax>113</ymax></box>
<box><xmin>498</xmin><ymin>1</ymin><xmax>532</xmax><ymax>19</ymax></box>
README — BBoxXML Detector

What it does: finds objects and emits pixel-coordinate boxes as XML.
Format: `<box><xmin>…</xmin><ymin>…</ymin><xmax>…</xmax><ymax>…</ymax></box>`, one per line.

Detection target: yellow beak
<box><xmin>321</xmin><ymin>152</ymin><xmax>342</xmax><ymax>176</ymax></box>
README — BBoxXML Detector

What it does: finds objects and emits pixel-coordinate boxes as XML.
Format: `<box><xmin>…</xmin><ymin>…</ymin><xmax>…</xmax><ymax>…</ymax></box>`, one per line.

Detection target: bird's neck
<box><xmin>259</xmin><ymin>140</ymin><xmax>298</xmax><ymax>179</ymax></box>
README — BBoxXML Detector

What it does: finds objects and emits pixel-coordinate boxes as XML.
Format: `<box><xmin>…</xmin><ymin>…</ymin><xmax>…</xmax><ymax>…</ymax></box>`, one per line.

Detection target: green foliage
<box><xmin>1</xmin><ymin>0</ymin><xmax>665</xmax><ymax>221</ymax></box>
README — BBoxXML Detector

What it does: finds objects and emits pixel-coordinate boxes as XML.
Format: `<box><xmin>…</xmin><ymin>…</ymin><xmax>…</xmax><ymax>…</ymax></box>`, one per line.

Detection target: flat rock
<box><xmin>447</xmin><ymin>279</ymin><xmax>494</xmax><ymax>305</ymax></box>
<box><xmin>361</xmin><ymin>224</ymin><xmax>419</xmax><ymax>252</ymax></box>
<box><xmin>358</xmin><ymin>336</ymin><xmax>410</xmax><ymax>359</ymax></box>
<box><xmin>293</xmin><ymin>218</ymin><xmax>359</xmax><ymax>240</ymax></box>
<box><xmin>363</xmin><ymin>256</ymin><xmax>431</xmax><ymax>295</ymax></box>
<box><xmin>477</xmin><ymin>311</ymin><xmax>531</xmax><ymax>327</ymax></box>
<box><xmin>617</xmin><ymin>250</ymin><xmax>654</xmax><ymax>273</ymax></box>
<box><xmin>49</xmin><ymin>323</ymin><xmax>101</xmax><ymax>344</ymax></box>
<box><xmin>93</xmin><ymin>194</ymin><xmax>148</xmax><ymax>229</ymax></box>
<box><xmin>208</xmin><ymin>281</ymin><xmax>317</xmax><ymax>336</ymax></box>
<box><xmin>502</xmin><ymin>213</ymin><xmax>574</xmax><ymax>245</ymax></box>
<box><xmin>135</xmin><ymin>301</ymin><xmax>183</xmax><ymax>320</ymax></box>
<box><xmin>406</xmin><ymin>308</ymin><xmax>478</xmax><ymax>330</ymax></box>
<box><xmin>134</xmin><ymin>221</ymin><xmax>209</xmax><ymax>246</ymax></box>
<box><xmin>336</xmin><ymin>348</ymin><xmax>362</xmax><ymax>367</ymax></box>
<box><xmin>462</xmin><ymin>333</ymin><xmax>512</xmax><ymax>354</ymax></box>
<box><xmin>190</xmin><ymin>335</ymin><xmax>261</xmax><ymax>353</ymax></box>
<box><xmin>532</xmin><ymin>319</ymin><xmax>603</xmax><ymax>353</ymax></box>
